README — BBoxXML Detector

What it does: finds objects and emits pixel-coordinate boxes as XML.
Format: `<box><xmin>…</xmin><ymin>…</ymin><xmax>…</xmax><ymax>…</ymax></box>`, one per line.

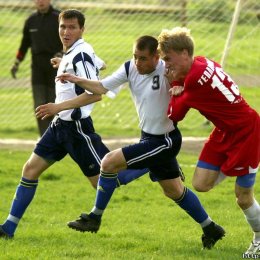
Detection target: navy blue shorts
<box><xmin>122</xmin><ymin>128</ymin><xmax>182</xmax><ymax>181</ymax></box>
<box><xmin>34</xmin><ymin>116</ymin><xmax>109</xmax><ymax>177</ymax></box>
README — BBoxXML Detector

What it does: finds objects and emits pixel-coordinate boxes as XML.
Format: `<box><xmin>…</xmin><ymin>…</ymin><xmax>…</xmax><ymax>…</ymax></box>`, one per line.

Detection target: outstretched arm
<box><xmin>56</xmin><ymin>73</ymin><xmax>108</xmax><ymax>95</ymax></box>
<box><xmin>35</xmin><ymin>92</ymin><xmax>102</xmax><ymax>120</ymax></box>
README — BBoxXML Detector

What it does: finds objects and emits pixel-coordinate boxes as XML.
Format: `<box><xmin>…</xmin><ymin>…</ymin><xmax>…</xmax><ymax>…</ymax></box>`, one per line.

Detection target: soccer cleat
<box><xmin>0</xmin><ymin>225</ymin><xmax>13</xmax><ymax>239</ymax></box>
<box><xmin>67</xmin><ymin>213</ymin><xmax>101</xmax><ymax>233</ymax></box>
<box><xmin>202</xmin><ymin>222</ymin><xmax>225</xmax><ymax>249</ymax></box>
<box><xmin>245</xmin><ymin>241</ymin><xmax>260</xmax><ymax>255</ymax></box>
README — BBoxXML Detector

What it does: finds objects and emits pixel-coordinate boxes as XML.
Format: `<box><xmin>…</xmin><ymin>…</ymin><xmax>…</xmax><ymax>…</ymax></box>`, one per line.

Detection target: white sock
<box><xmin>243</xmin><ymin>199</ymin><xmax>260</xmax><ymax>242</ymax></box>
<box><xmin>200</xmin><ymin>217</ymin><xmax>212</xmax><ymax>228</ymax></box>
<box><xmin>254</xmin><ymin>231</ymin><xmax>260</xmax><ymax>243</ymax></box>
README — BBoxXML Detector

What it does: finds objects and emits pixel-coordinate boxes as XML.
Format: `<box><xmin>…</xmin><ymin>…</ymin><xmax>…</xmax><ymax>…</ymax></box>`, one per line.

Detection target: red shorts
<box><xmin>199</xmin><ymin>118</ymin><xmax>260</xmax><ymax>176</ymax></box>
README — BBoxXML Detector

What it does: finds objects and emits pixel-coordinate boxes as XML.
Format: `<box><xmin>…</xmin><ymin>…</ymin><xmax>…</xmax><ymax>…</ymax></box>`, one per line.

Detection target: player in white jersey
<box><xmin>102</xmin><ymin>58</ymin><xmax>174</xmax><ymax>134</ymax></box>
<box><xmin>56</xmin><ymin>35</ymin><xmax>225</xmax><ymax>249</ymax></box>
<box><xmin>0</xmin><ymin>9</ymin><xmax>147</xmax><ymax>239</ymax></box>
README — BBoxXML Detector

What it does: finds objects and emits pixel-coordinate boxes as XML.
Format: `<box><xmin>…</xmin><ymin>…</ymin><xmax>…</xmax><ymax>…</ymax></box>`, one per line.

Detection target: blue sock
<box><xmin>2</xmin><ymin>177</ymin><xmax>38</xmax><ymax>236</ymax></box>
<box><xmin>89</xmin><ymin>171</ymin><xmax>117</xmax><ymax>220</ymax></box>
<box><xmin>117</xmin><ymin>168</ymin><xmax>149</xmax><ymax>186</ymax></box>
<box><xmin>174</xmin><ymin>187</ymin><xmax>208</xmax><ymax>223</ymax></box>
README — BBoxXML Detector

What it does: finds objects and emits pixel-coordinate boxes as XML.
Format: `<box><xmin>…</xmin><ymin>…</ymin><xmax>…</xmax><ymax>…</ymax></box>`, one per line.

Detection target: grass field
<box><xmin>0</xmin><ymin>148</ymin><xmax>258</xmax><ymax>259</ymax></box>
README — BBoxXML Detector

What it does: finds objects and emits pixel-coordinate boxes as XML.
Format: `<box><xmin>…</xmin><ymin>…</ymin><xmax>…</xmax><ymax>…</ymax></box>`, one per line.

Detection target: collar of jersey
<box><xmin>65</xmin><ymin>38</ymin><xmax>84</xmax><ymax>55</ymax></box>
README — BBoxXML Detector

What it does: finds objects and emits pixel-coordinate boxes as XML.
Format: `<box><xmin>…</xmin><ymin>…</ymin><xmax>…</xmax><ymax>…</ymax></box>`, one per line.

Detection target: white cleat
<box><xmin>245</xmin><ymin>241</ymin><xmax>260</xmax><ymax>255</ymax></box>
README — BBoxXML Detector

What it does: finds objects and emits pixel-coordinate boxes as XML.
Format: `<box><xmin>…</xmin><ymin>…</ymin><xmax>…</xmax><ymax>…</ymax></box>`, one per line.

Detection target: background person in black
<box><xmin>10</xmin><ymin>0</ymin><xmax>63</xmax><ymax>136</ymax></box>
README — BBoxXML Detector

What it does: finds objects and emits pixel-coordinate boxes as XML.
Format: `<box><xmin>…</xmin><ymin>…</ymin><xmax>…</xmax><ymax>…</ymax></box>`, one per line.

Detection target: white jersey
<box><xmin>101</xmin><ymin>59</ymin><xmax>175</xmax><ymax>135</ymax></box>
<box><xmin>56</xmin><ymin>39</ymin><xmax>99</xmax><ymax>121</ymax></box>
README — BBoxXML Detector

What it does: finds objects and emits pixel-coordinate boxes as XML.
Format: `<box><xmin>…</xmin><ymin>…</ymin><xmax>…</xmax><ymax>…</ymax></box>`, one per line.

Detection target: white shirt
<box><xmin>55</xmin><ymin>39</ymin><xmax>99</xmax><ymax>121</ymax></box>
<box><xmin>101</xmin><ymin>59</ymin><xmax>175</xmax><ymax>135</ymax></box>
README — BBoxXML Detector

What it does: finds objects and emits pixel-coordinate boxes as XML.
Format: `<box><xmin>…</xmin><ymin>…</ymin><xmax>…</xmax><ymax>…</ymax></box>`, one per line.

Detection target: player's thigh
<box><xmin>192</xmin><ymin>167</ymin><xmax>220</xmax><ymax>192</ymax></box>
<box><xmin>23</xmin><ymin>152</ymin><xmax>52</xmax><ymax>180</ymax></box>
<box><xmin>101</xmin><ymin>148</ymin><xmax>127</xmax><ymax>173</ymax></box>
<box><xmin>122</xmin><ymin>136</ymin><xmax>176</xmax><ymax>170</ymax></box>
<box><xmin>67</xmin><ymin>131</ymin><xmax>109</xmax><ymax>177</ymax></box>
<box><xmin>194</xmin><ymin>138</ymin><xmax>224</xmax><ymax>191</ymax></box>
<box><xmin>149</xmin><ymin>156</ymin><xmax>181</xmax><ymax>181</ymax></box>
<box><xmin>34</xmin><ymin>124</ymin><xmax>67</xmax><ymax>162</ymax></box>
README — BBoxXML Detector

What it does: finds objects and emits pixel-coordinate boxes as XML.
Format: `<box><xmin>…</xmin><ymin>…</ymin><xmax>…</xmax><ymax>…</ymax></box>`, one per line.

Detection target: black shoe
<box><xmin>67</xmin><ymin>213</ymin><xmax>101</xmax><ymax>233</ymax></box>
<box><xmin>0</xmin><ymin>225</ymin><xmax>13</xmax><ymax>239</ymax></box>
<box><xmin>202</xmin><ymin>222</ymin><xmax>225</xmax><ymax>249</ymax></box>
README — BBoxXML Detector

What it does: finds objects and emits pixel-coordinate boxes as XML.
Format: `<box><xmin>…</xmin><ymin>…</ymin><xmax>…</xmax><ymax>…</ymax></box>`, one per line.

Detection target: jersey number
<box><xmin>152</xmin><ymin>75</ymin><xmax>160</xmax><ymax>90</ymax></box>
<box><xmin>211</xmin><ymin>67</ymin><xmax>240</xmax><ymax>103</ymax></box>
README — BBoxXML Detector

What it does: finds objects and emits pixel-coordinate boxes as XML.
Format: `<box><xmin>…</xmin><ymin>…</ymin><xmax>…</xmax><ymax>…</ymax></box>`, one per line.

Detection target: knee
<box><xmin>22</xmin><ymin>161</ymin><xmax>37</xmax><ymax>180</ymax></box>
<box><xmin>192</xmin><ymin>178</ymin><xmax>213</xmax><ymax>192</ymax></box>
<box><xmin>101</xmin><ymin>153</ymin><xmax>116</xmax><ymax>173</ymax></box>
<box><xmin>236</xmin><ymin>192</ymin><xmax>253</xmax><ymax>210</ymax></box>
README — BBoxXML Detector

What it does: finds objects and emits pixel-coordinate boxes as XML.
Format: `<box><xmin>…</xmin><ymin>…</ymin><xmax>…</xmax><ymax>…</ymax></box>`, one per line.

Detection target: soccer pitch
<box><xmin>0</xmin><ymin>148</ymin><xmax>258</xmax><ymax>259</ymax></box>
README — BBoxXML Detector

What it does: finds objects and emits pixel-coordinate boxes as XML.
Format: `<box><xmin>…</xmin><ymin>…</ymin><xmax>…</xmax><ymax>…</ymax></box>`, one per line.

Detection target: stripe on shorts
<box><xmin>75</xmin><ymin>120</ymin><xmax>101</xmax><ymax>165</ymax></box>
<box><xmin>127</xmin><ymin>134</ymin><xmax>172</xmax><ymax>166</ymax></box>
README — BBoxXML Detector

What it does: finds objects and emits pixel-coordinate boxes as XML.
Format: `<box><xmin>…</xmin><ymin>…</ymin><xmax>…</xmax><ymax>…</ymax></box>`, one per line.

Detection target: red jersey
<box><xmin>168</xmin><ymin>56</ymin><xmax>260</xmax><ymax>176</ymax></box>
<box><xmin>168</xmin><ymin>56</ymin><xmax>259</xmax><ymax>132</ymax></box>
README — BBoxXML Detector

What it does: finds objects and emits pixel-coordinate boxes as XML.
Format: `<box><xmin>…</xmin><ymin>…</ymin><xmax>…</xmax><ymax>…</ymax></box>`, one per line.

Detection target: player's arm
<box><xmin>167</xmin><ymin>95</ymin><xmax>190</xmax><ymax>122</ymax></box>
<box><xmin>56</xmin><ymin>73</ymin><xmax>108</xmax><ymax>95</ymax></box>
<box><xmin>35</xmin><ymin>92</ymin><xmax>102</xmax><ymax>120</ymax></box>
<box><xmin>11</xmin><ymin>20</ymin><xmax>30</xmax><ymax>79</ymax></box>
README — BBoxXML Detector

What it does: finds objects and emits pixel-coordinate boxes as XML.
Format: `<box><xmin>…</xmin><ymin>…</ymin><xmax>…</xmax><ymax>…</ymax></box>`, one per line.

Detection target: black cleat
<box><xmin>67</xmin><ymin>213</ymin><xmax>101</xmax><ymax>233</ymax></box>
<box><xmin>0</xmin><ymin>225</ymin><xmax>13</xmax><ymax>239</ymax></box>
<box><xmin>202</xmin><ymin>222</ymin><xmax>225</xmax><ymax>249</ymax></box>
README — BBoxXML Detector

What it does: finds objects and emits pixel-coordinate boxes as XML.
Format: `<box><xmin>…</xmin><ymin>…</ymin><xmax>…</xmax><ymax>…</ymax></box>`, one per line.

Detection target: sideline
<box><xmin>0</xmin><ymin>137</ymin><xmax>206</xmax><ymax>152</ymax></box>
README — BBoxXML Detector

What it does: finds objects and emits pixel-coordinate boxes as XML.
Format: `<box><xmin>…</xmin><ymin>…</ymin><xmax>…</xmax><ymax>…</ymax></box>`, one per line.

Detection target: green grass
<box><xmin>0</xmin><ymin>148</ymin><xmax>258</xmax><ymax>259</ymax></box>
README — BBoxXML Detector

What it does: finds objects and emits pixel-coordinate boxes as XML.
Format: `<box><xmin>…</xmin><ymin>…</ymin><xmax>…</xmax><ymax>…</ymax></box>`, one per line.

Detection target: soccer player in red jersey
<box><xmin>158</xmin><ymin>27</ymin><xmax>260</xmax><ymax>255</ymax></box>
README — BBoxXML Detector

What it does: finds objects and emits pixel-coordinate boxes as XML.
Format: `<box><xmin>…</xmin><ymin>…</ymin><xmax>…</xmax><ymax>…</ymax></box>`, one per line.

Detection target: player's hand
<box><xmin>169</xmin><ymin>86</ymin><xmax>184</xmax><ymax>96</ymax></box>
<box><xmin>50</xmin><ymin>57</ymin><xmax>61</xmax><ymax>69</ymax></box>
<box><xmin>10</xmin><ymin>61</ymin><xmax>20</xmax><ymax>79</ymax></box>
<box><xmin>165</xmin><ymin>68</ymin><xmax>177</xmax><ymax>83</ymax></box>
<box><xmin>35</xmin><ymin>103</ymin><xmax>59</xmax><ymax>120</ymax></box>
<box><xmin>56</xmin><ymin>73</ymin><xmax>78</xmax><ymax>84</ymax></box>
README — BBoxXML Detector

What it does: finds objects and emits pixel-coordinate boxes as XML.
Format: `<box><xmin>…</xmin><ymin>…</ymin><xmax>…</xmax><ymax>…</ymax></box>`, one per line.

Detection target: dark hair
<box><xmin>59</xmin><ymin>9</ymin><xmax>85</xmax><ymax>28</ymax></box>
<box><xmin>135</xmin><ymin>35</ymin><xmax>158</xmax><ymax>55</ymax></box>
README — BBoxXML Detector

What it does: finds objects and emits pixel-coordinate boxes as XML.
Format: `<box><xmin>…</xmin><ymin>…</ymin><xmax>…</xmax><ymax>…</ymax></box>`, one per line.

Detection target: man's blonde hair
<box><xmin>158</xmin><ymin>27</ymin><xmax>194</xmax><ymax>56</ymax></box>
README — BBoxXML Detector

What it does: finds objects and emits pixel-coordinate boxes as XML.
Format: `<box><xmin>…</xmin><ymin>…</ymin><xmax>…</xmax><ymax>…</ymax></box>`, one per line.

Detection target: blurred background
<box><xmin>0</xmin><ymin>0</ymin><xmax>259</xmax><ymax>140</ymax></box>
